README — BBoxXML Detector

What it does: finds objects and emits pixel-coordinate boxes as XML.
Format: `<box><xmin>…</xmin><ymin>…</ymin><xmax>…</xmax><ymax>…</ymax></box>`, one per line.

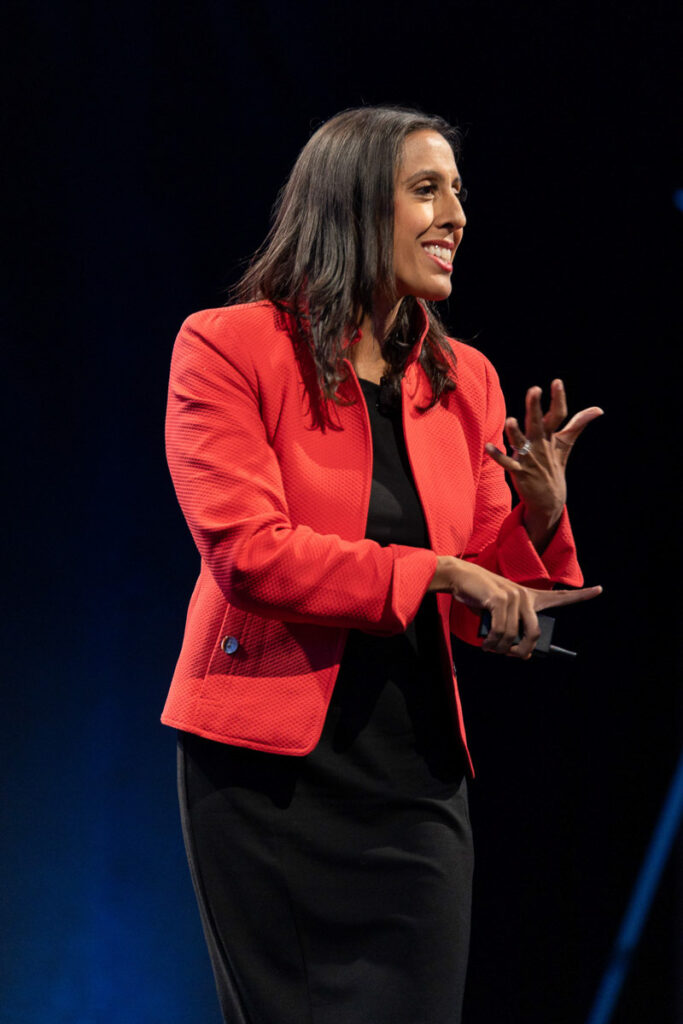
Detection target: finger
<box><xmin>543</xmin><ymin>378</ymin><xmax>569</xmax><ymax>434</ymax></box>
<box><xmin>510</xmin><ymin>590</ymin><xmax>540</xmax><ymax>659</ymax></box>
<box><xmin>525</xmin><ymin>386</ymin><xmax>545</xmax><ymax>440</ymax></box>
<box><xmin>482</xmin><ymin>589</ymin><xmax>525</xmax><ymax>655</ymax></box>
<box><xmin>503</xmin><ymin>417</ymin><xmax>528</xmax><ymax>455</ymax></box>
<box><xmin>481</xmin><ymin>593</ymin><xmax>507</xmax><ymax>653</ymax></box>
<box><xmin>485</xmin><ymin>442</ymin><xmax>524</xmax><ymax>475</ymax></box>
<box><xmin>499</xmin><ymin>589</ymin><xmax>520</xmax><ymax>655</ymax></box>
<box><xmin>531</xmin><ymin>585</ymin><xmax>603</xmax><ymax>612</ymax></box>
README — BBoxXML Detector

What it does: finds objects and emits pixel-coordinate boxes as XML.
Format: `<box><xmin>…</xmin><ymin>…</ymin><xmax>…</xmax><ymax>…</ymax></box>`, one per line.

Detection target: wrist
<box><xmin>428</xmin><ymin>555</ymin><xmax>459</xmax><ymax>592</ymax></box>
<box><xmin>522</xmin><ymin>504</ymin><xmax>563</xmax><ymax>553</ymax></box>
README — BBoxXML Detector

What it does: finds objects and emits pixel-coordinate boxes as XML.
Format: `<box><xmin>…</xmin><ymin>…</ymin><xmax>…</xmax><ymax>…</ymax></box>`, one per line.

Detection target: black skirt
<box><xmin>177</xmin><ymin>379</ymin><xmax>474</xmax><ymax>1023</ymax></box>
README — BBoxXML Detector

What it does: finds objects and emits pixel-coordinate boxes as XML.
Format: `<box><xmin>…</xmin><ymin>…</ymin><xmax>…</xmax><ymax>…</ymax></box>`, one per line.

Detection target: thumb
<box><xmin>553</xmin><ymin>407</ymin><xmax>604</xmax><ymax>467</ymax></box>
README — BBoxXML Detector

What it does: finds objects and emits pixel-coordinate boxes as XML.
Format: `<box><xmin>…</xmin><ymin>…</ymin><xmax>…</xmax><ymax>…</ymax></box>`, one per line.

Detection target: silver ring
<box><xmin>512</xmin><ymin>439</ymin><xmax>533</xmax><ymax>457</ymax></box>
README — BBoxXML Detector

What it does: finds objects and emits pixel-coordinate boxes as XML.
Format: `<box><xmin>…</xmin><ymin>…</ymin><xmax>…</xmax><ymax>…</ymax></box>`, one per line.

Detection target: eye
<box><xmin>415</xmin><ymin>183</ymin><xmax>437</xmax><ymax>196</ymax></box>
<box><xmin>455</xmin><ymin>185</ymin><xmax>468</xmax><ymax>202</ymax></box>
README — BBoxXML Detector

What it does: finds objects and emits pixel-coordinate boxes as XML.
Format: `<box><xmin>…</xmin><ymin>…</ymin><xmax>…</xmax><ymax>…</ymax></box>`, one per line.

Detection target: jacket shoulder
<box><xmin>180</xmin><ymin>301</ymin><xmax>291</xmax><ymax>350</ymax></box>
<box><xmin>441</xmin><ymin>336</ymin><xmax>503</xmax><ymax>409</ymax></box>
<box><xmin>448</xmin><ymin>336</ymin><xmax>499</xmax><ymax>380</ymax></box>
<box><xmin>174</xmin><ymin>301</ymin><xmax>300</xmax><ymax>386</ymax></box>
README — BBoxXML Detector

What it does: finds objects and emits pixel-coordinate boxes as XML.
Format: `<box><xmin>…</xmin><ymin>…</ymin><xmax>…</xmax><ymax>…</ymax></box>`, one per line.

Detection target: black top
<box><xmin>309</xmin><ymin>377</ymin><xmax>465</xmax><ymax>795</ymax></box>
<box><xmin>358</xmin><ymin>377</ymin><xmax>430</xmax><ymax>550</ymax></box>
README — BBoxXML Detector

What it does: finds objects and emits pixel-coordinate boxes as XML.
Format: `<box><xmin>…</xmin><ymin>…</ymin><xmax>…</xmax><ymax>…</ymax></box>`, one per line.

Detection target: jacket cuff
<box><xmin>380</xmin><ymin>545</ymin><xmax>438</xmax><ymax>633</ymax></box>
<box><xmin>496</xmin><ymin>504</ymin><xmax>583</xmax><ymax>588</ymax></box>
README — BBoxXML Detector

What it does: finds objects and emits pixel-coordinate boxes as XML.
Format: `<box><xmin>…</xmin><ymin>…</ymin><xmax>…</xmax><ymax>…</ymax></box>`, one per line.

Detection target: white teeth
<box><xmin>423</xmin><ymin>244</ymin><xmax>452</xmax><ymax>262</ymax></box>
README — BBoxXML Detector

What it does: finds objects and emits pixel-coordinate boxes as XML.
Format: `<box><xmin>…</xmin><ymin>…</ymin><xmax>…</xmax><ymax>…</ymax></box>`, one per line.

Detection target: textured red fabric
<box><xmin>162</xmin><ymin>301</ymin><xmax>582</xmax><ymax>764</ymax></box>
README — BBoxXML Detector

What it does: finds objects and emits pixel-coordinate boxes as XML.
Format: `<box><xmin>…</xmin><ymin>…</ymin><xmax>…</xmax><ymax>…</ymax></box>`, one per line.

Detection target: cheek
<box><xmin>395</xmin><ymin>212</ymin><xmax>430</xmax><ymax>262</ymax></box>
<box><xmin>394</xmin><ymin>237</ymin><xmax>419</xmax><ymax>277</ymax></box>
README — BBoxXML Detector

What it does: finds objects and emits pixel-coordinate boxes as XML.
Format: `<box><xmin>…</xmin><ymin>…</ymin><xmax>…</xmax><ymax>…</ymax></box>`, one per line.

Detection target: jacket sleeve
<box><xmin>166</xmin><ymin>311</ymin><xmax>437</xmax><ymax>634</ymax></box>
<box><xmin>450</xmin><ymin>355</ymin><xmax>583</xmax><ymax>645</ymax></box>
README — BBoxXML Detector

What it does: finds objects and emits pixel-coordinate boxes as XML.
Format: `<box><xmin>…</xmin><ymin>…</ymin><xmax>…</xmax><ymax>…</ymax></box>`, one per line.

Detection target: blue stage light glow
<box><xmin>585</xmin><ymin>748</ymin><xmax>683</xmax><ymax>1024</ymax></box>
<box><xmin>673</xmin><ymin>188</ymin><xmax>683</xmax><ymax>212</ymax></box>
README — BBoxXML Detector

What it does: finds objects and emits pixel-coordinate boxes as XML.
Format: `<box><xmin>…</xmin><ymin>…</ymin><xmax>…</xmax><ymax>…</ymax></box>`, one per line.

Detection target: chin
<box><xmin>396</xmin><ymin>276</ymin><xmax>453</xmax><ymax>303</ymax></box>
<box><xmin>419</xmin><ymin>284</ymin><xmax>453</xmax><ymax>302</ymax></box>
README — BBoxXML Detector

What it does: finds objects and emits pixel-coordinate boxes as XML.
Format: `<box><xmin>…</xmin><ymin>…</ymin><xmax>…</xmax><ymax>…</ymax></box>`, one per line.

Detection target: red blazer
<box><xmin>162</xmin><ymin>301</ymin><xmax>582</xmax><ymax>769</ymax></box>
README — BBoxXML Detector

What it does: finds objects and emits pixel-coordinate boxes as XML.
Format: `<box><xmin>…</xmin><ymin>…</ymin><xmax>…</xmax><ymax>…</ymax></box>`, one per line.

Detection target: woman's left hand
<box><xmin>485</xmin><ymin>379</ymin><xmax>603</xmax><ymax>549</ymax></box>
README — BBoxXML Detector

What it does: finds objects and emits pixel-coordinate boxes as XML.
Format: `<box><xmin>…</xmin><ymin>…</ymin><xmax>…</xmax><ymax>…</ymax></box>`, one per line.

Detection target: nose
<box><xmin>438</xmin><ymin>192</ymin><xmax>466</xmax><ymax>232</ymax></box>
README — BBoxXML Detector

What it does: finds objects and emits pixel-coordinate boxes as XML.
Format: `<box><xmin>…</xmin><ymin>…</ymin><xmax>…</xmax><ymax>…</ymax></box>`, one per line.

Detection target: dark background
<box><xmin>3</xmin><ymin>1</ymin><xmax>681</xmax><ymax>1022</ymax></box>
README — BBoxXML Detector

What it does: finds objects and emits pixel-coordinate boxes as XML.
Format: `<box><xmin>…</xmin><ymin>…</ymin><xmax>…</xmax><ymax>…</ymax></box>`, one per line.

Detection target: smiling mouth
<box><xmin>422</xmin><ymin>243</ymin><xmax>453</xmax><ymax>262</ymax></box>
<box><xmin>421</xmin><ymin>243</ymin><xmax>453</xmax><ymax>271</ymax></box>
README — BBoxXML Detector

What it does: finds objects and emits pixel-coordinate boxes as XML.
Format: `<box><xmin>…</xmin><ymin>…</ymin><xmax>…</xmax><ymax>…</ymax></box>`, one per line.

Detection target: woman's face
<box><xmin>393</xmin><ymin>130</ymin><xmax>466</xmax><ymax>301</ymax></box>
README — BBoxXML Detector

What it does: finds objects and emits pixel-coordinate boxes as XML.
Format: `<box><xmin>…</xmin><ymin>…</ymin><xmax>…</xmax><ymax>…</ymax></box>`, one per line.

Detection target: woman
<box><xmin>163</xmin><ymin>106</ymin><xmax>601</xmax><ymax>1024</ymax></box>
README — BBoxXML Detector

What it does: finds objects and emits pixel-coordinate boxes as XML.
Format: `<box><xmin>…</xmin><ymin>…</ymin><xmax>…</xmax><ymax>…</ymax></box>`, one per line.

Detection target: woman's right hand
<box><xmin>429</xmin><ymin>556</ymin><xmax>602</xmax><ymax>659</ymax></box>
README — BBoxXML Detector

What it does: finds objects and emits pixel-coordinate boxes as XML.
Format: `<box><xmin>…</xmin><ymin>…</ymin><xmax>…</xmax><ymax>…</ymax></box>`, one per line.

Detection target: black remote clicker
<box><xmin>478</xmin><ymin>611</ymin><xmax>577</xmax><ymax>658</ymax></box>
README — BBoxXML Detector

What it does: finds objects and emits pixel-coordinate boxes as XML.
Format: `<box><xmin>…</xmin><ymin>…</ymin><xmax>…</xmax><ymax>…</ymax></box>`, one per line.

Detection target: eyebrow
<box><xmin>402</xmin><ymin>168</ymin><xmax>463</xmax><ymax>189</ymax></box>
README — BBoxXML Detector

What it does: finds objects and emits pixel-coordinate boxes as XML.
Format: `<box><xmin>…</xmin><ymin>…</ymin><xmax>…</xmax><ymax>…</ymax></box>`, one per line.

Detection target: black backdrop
<box><xmin>3</xmin><ymin>2</ymin><xmax>681</xmax><ymax>1022</ymax></box>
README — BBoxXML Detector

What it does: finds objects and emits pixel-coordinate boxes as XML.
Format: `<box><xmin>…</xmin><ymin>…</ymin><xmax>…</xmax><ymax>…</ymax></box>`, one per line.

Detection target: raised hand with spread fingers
<box><xmin>485</xmin><ymin>379</ymin><xmax>604</xmax><ymax>552</ymax></box>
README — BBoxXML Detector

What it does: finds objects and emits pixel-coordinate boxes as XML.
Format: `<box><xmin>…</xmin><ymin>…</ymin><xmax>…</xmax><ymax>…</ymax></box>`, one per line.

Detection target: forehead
<box><xmin>398</xmin><ymin>130</ymin><xmax>458</xmax><ymax>179</ymax></box>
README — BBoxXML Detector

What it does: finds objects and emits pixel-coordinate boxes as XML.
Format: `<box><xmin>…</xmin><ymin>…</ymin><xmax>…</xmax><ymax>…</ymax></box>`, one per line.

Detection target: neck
<box><xmin>351</xmin><ymin>300</ymin><xmax>400</xmax><ymax>384</ymax></box>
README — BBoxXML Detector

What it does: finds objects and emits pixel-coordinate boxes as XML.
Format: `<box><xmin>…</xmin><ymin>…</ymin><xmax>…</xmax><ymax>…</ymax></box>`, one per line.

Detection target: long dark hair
<box><xmin>233</xmin><ymin>106</ymin><xmax>462</xmax><ymax>413</ymax></box>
